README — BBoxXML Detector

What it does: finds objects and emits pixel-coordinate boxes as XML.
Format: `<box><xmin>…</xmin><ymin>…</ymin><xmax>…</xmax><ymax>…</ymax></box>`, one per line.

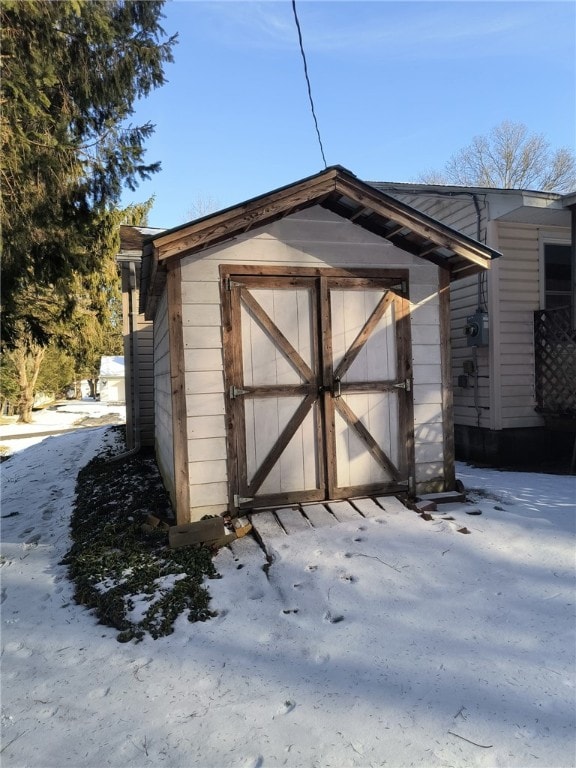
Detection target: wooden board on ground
<box><xmin>350</xmin><ymin>497</ymin><xmax>384</xmax><ymax>518</ymax></box>
<box><xmin>375</xmin><ymin>496</ymin><xmax>408</xmax><ymax>515</ymax></box>
<box><xmin>326</xmin><ymin>500</ymin><xmax>362</xmax><ymax>523</ymax></box>
<box><xmin>249</xmin><ymin>510</ymin><xmax>285</xmax><ymax>541</ymax></box>
<box><xmin>418</xmin><ymin>491</ymin><xmax>466</xmax><ymax>504</ymax></box>
<box><xmin>230</xmin><ymin>534</ymin><xmax>263</xmax><ymax>560</ymax></box>
<box><xmin>301</xmin><ymin>503</ymin><xmax>338</xmax><ymax>528</ymax></box>
<box><xmin>275</xmin><ymin>507</ymin><xmax>311</xmax><ymax>535</ymax></box>
<box><xmin>169</xmin><ymin>517</ymin><xmax>225</xmax><ymax>549</ymax></box>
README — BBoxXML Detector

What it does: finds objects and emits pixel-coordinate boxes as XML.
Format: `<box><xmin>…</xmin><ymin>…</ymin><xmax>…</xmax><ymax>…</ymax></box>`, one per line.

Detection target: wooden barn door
<box><xmin>224</xmin><ymin>273</ymin><xmax>411</xmax><ymax>511</ymax></box>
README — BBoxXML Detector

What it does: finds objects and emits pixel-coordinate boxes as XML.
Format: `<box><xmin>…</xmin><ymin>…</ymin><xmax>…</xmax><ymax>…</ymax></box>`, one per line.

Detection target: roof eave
<box><xmin>142</xmin><ymin>167</ymin><xmax>499</xmax><ymax>317</ymax></box>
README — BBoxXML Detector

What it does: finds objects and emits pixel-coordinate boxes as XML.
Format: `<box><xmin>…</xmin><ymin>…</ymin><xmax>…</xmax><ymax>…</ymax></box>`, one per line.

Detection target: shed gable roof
<box><xmin>140</xmin><ymin>166</ymin><xmax>500</xmax><ymax>317</ymax></box>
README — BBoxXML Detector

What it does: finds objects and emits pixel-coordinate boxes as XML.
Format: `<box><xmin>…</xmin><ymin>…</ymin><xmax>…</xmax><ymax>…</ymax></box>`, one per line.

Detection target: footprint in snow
<box><xmin>324</xmin><ymin>611</ymin><xmax>345</xmax><ymax>624</ymax></box>
<box><xmin>274</xmin><ymin>700</ymin><xmax>296</xmax><ymax>717</ymax></box>
<box><xmin>240</xmin><ymin>757</ymin><xmax>263</xmax><ymax>768</ymax></box>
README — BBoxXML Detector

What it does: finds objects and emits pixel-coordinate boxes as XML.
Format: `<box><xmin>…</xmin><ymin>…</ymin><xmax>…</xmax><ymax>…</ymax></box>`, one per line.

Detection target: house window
<box><xmin>544</xmin><ymin>243</ymin><xmax>572</xmax><ymax>312</ymax></box>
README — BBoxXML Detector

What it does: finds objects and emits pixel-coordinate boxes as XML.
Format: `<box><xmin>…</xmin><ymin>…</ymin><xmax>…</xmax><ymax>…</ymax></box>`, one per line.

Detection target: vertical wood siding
<box><xmin>175</xmin><ymin>206</ymin><xmax>450</xmax><ymax>518</ymax></box>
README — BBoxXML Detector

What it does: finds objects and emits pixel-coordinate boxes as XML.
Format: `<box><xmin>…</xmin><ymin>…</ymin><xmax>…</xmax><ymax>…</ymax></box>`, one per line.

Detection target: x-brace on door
<box><xmin>223</xmin><ymin>271</ymin><xmax>412</xmax><ymax>511</ymax></box>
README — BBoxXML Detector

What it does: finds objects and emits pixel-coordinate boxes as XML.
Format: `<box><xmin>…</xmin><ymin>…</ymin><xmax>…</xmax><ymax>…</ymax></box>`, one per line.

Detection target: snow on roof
<box><xmin>99</xmin><ymin>356</ymin><xmax>125</xmax><ymax>377</ymax></box>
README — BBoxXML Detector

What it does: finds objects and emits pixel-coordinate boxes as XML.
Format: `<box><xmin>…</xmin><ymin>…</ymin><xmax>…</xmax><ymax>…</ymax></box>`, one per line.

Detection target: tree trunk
<box><xmin>87</xmin><ymin>378</ymin><xmax>99</xmax><ymax>399</ymax></box>
<box><xmin>12</xmin><ymin>344</ymin><xmax>46</xmax><ymax>423</ymax></box>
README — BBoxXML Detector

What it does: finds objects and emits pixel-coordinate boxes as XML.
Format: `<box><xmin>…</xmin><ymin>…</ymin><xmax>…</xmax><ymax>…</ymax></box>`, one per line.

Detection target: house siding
<box><xmin>121</xmin><ymin>261</ymin><xmax>154</xmax><ymax>448</ymax></box>
<box><xmin>495</xmin><ymin>221</ymin><xmax>571</xmax><ymax>429</ymax></box>
<box><xmin>388</xmin><ymin>192</ymin><xmax>493</xmax><ymax>430</ymax></box>
<box><xmin>177</xmin><ymin>205</ymin><xmax>450</xmax><ymax>519</ymax></box>
<box><xmin>153</xmin><ymin>290</ymin><xmax>175</xmax><ymax>504</ymax></box>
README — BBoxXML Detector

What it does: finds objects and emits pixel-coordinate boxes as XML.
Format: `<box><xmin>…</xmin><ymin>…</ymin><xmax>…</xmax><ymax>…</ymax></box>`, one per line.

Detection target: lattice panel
<box><xmin>534</xmin><ymin>309</ymin><xmax>576</xmax><ymax>415</ymax></box>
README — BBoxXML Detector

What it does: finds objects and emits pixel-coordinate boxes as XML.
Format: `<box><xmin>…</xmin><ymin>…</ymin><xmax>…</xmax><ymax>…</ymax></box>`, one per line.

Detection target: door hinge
<box><xmin>234</xmin><ymin>494</ymin><xmax>254</xmax><ymax>507</ymax></box>
<box><xmin>229</xmin><ymin>385</ymin><xmax>249</xmax><ymax>399</ymax></box>
<box><xmin>391</xmin><ymin>280</ymin><xmax>407</xmax><ymax>294</ymax></box>
<box><xmin>224</xmin><ymin>277</ymin><xmax>241</xmax><ymax>291</ymax></box>
<box><xmin>393</xmin><ymin>378</ymin><xmax>412</xmax><ymax>392</ymax></box>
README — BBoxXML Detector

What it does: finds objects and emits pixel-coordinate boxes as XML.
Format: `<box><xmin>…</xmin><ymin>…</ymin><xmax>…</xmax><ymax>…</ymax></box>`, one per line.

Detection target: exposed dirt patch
<box><xmin>62</xmin><ymin>427</ymin><xmax>220</xmax><ymax>642</ymax></box>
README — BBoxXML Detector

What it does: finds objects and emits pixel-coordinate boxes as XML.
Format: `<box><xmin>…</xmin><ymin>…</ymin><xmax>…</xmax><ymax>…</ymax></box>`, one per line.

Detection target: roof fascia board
<box><xmin>334</xmin><ymin>176</ymin><xmax>497</xmax><ymax>269</ymax></box>
<box><xmin>153</xmin><ymin>171</ymin><xmax>340</xmax><ymax>260</ymax></box>
<box><xmin>153</xmin><ymin>169</ymin><xmax>497</xmax><ymax>267</ymax></box>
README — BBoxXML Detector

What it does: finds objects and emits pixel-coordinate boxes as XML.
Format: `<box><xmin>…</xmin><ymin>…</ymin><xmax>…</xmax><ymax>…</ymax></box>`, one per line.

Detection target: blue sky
<box><xmin>121</xmin><ymin>0</ymin><xmax>576</xmax><ymax>229</ymax></box>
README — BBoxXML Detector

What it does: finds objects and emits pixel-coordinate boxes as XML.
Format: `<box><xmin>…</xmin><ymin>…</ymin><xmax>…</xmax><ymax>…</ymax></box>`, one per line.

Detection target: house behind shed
<box><xmin>121</xmin><ymin>167</ymin><xmax>499</xmax><ymax>524</ymax></box>
<box><xmin>372</xmin><ymin>182</ymin><xmax>575</xmax><ymax>465</ymax></box>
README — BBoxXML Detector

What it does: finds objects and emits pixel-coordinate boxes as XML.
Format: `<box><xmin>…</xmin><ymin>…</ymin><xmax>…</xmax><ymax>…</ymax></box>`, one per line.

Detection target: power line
<box><xmin>291</xmin><ymin>0</ymin><xmax>327</xmax><ymax>169</ymax></box>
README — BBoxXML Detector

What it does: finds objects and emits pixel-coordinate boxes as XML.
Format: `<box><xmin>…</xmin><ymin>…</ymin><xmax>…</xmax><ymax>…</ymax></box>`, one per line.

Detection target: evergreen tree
<box><xmin>0</xmin><ymin>0</ymin><xmax>176</xmax><ymax>345</ymax></box>
<box><xmin>0</xmin><ymin>202</ymin><xmax>152</xmax><ymax>422</ymax></box>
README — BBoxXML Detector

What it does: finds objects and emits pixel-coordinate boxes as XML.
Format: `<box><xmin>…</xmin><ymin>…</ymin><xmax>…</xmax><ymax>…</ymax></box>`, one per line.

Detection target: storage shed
<box><xmin>123</xmin><ymin>167</ymin><xmax>499</xmax><ymax>524</ymax></box>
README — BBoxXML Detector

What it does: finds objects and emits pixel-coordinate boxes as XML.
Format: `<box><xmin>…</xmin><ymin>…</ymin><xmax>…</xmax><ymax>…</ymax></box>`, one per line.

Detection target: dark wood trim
<box><xmin>319</xmin><ymin>276</ymin><xmax>337</xmax><ymax>495</ymax></box>
<box><xmin>239</xmin><ymin>488</ymin><xmax>326</xmax><ymax>510</ymax></box>
<box><xmin>395</xmin><ymin>287</ymin><xmax>415</xmax><ymax>487</ymax></box>
<box><xmin>166</xmin><ymin>263</ymin><xmax>191</xmax><ymax>524</ymax></box>
<box><xmin>220</xmin><ymin>264</ymin><xmax>410</xmax><ymax>280</ymax></box>
<box><xmin>439</xmin><ymin>266</ymin><xmax>456</xmax><ymax>489</ymax></box>
<box><xmin>340</xmin><ymin>380</ymin><xmax>404</xmax><ymax>393</ymax></box>
<box><xmin>311</xmin><ymin>285</ymin><xmax>326</xmax><ymax>494</ymax></box>
<box><xmin>221</xmin><ymin>276</ymin><xmax>240</xmax><ymax>511</ymax></box>
<box><xmin>240</xmin><ymin>385</ymin><xmax>317</xmax><ymax>398</ymax></box>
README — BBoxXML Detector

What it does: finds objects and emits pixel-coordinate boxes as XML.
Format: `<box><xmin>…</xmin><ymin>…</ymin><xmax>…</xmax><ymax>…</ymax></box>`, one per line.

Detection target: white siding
<box><xmin>390</xmin><ymin>192</ymin><xmax>486</xmax><ymax>241</ymax></box>
<box><xmin>180</xmin><ymin>263</ymin><xmax>225</xmax><ymax>518</ymax></box>
<box><xmin>389</xmin><ymin>192</ymin><xmax>493</xmax><ymax>429</ymax></box>
<box><xmin>450</xmin><ymin>275</ymin><xmax>491</xmax><ymax>428</ymax></box>
<box><xmin>179</xmin><ymin>206</ymin><xmax>450</xmax><ymax>516</ymax></box>
<box><xmin>496</xmin><ymin>223</ymin><xmax>540</xmax><ymax>428</ymax></box>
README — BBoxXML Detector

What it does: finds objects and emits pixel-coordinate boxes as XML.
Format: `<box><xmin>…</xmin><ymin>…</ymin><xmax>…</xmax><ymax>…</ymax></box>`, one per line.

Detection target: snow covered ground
<box><xmin>1</xmin><ymin>407</ymin><xmax>575</xmax><ymax>768</ymax></box>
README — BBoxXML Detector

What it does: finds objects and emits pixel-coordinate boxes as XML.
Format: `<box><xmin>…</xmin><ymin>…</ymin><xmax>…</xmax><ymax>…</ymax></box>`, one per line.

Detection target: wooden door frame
<box><xmin>220</xmin><ymin>265</ymin><xmax>415</xmax><ymax>511</ymax></box>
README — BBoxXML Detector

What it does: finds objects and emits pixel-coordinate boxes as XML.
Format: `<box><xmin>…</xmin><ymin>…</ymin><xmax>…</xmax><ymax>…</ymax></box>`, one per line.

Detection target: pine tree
<box><xmin>0</xmin><ymin>202</ymin><xmax>152</xmax><ymax>422</ymax></box>
<box><xmin>0</xmin><ymin>0</ymin><xmax>176</xmax><ymax>344</ymax></box>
